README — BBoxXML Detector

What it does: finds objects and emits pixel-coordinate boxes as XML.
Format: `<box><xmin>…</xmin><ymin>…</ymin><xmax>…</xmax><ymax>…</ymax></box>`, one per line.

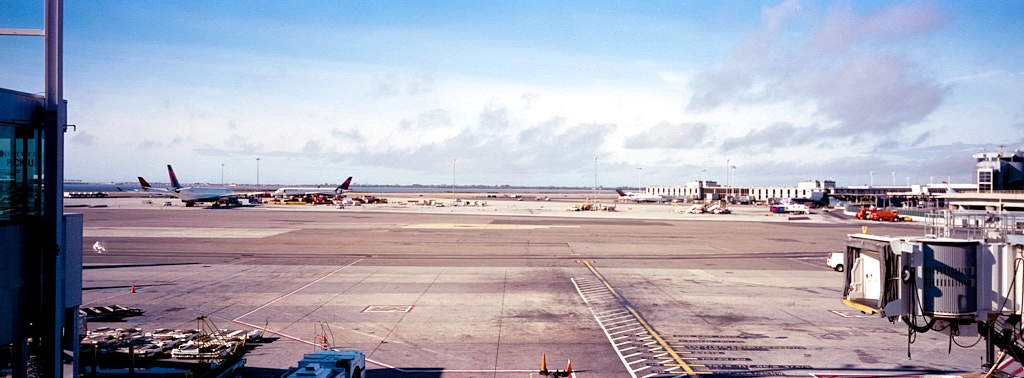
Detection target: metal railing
<box><xmin>922</xmin><ymin>210</ymin><xmax>1024</xmax><ymax>241</ymax></box>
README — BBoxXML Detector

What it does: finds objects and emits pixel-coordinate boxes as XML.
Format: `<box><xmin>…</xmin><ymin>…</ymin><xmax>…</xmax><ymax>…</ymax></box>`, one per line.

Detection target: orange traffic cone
<box><xmin>566</xmin><ymin>358</ymin><xmax>573</xmax><ymax>375</ymax></box>
<box><xmin>130</xmin><ymin>284</ymin><xmax>136</xmax><ymax>293</ymax></box>
<box><xmin>540</xmin><ymin>353</ymin><xmax>548</xmax><ymax>375</ymax></box>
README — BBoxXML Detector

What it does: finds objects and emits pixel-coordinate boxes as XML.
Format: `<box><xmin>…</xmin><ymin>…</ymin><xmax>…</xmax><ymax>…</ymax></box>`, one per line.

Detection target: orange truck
<box><xmin>855</xmin><ymin>208</ymin><xmax>903</xmax><ymax>222</ymax></box>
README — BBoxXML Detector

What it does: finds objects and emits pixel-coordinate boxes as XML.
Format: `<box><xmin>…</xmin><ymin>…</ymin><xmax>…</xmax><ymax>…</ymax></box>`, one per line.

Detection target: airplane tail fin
<box><xmin>942</xmin><ymin>181</ymin><xmax>957</xmax><ymax>194</ymax></box>
<box><xmin>138</xmin><ymin>177</ymin><xmax>152</xmax><ymax>190</ymax></box>
<box><xmin>615</xmin><ymin>189</ymin><xmax>627</xmax><ymax>197</ymax></box>
<box><xmin>167</xmin><ymin>165</ymin><xmax>183</xmax><ymax>189</ymax></box>
<box><xmin>339</xmin><ymin>176</ymin><xmax>353</xmax><ymax>190</ymax></box>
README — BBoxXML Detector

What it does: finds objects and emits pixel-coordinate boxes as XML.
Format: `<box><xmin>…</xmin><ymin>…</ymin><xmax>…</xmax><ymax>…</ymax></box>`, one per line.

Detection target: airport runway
<box><xmin>74</xmin><ymin>198</ymin><xmax>985</xmax><ymax>377</ymax></box>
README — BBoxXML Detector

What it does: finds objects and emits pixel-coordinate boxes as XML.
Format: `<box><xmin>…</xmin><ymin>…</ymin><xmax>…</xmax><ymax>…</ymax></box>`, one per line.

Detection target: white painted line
<box><xmin>84</xmin><ymin>226</ymin><xmax>297</xmax><ymax>239</ymax></box>
<box><xmin>606</xmin><ymin>323</ymin><xmax>639</xmax><ymax>331</ymax></box>
<box><xmin>572</xmin><ymin>277</ymin><xmax>640</xmax><ymax>378</ymax></box>
<box><xmin>234</xmin><ymin>260</ymin><xmax>360</xmax><ymax>321</ymax></box>
<box><xmin>609</xmin><ymin>327</ymin><xmax>645</xmax><ymax>336</ymax></box>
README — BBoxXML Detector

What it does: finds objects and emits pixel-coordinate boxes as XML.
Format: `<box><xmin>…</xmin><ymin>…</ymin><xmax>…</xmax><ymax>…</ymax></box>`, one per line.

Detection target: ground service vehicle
<box><xmin>283</xmin><ymin>350</ymin><xmax>365</xmax><ymax>378</ymax></box>
<box><xmin>855</xmin><ymin>208</ymin><xmax>902</xmax><ymax>222</ymax></box>
<box><xmin>826</xmin><ymin>252</ymin><xmax>844</xmax><ymax>272</ymax></box>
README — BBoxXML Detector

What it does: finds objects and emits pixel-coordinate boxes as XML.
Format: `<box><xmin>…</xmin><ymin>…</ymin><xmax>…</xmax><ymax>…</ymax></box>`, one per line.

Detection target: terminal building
<box><xmin>645</xmin><ymin>148</ymin><xmax>1024</xmax><ymax>212</ymax></box>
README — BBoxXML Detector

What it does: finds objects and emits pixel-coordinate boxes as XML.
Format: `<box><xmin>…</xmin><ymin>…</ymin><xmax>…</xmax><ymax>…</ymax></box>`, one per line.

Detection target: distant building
<box><xmin>974</xmin><ymin>149</ymin><xmax>1024</xmax><ymax>191</ymax></box>
<box><xmin>644</xmin><ymin>147</ymin><xmax>1024</xmax><ymax>211</ymax></box>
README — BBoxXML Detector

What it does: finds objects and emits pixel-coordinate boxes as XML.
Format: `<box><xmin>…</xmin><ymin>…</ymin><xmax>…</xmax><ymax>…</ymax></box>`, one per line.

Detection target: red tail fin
<box><xmin>167</xmin><ymin>165</ymin><xmax>183</xmax><ymax>189</ymax></box>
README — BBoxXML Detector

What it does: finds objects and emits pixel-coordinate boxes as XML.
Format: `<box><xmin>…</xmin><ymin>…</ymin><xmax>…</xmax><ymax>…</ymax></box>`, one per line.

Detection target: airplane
<box><xmin>137</xmin><ymin>177</ymin><xmax>169</xmax><ymax>193</ymax></box>
<box><xmin>271</xmin><ymin>177</ymin><xmax>353</xmax><ymax>199</ymax></box>
<box><xmin>615</xmin><ymin>189</ymin><xmax>667</xmax><ymax>203</ymax></box>
<box><xmin>165</xmin><ymin>165</ymin><xmax>240</xmax><ymax>207</ymax></box>
<box><xmin>130</xmin><ymin>176</ymin><xmax>173</xmax><ymax>197</ymax></box>
<box><xmin>942</xmin><ymin>181</ymin><xmax>957</xmax><ymax>194</ymax></box>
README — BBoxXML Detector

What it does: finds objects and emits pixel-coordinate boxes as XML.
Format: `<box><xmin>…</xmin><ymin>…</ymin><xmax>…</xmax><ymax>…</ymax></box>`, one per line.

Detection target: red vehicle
<box><xmin>855</xmin><ymin>207</ymin><xmax>902</xmax><ymax>222</ymax></box>
<box><xmin>871</xmin><ymin>210</ymin><xmax>902</xmax><ymax>222</ymax></box>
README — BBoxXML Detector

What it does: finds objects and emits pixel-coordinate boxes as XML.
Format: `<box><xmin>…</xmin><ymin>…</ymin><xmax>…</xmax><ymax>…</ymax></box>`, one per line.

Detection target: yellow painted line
<box><xmin>842</xmin><ymin>299</ymin><xmax>878</xmax><ymax>315</ymax></box>
<box><xmin>580</xmin><ymin>260</ymin><xmax>710</xmax><ymax>375</ymax></box>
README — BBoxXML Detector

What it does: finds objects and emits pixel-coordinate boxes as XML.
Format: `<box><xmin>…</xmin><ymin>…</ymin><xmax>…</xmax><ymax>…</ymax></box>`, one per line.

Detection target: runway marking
<box><xmin>225</xmin><ymin>262</ymin><xmax>543</xmax><ymax>376</ymax></box>
<box><xmin>573</xmin><ymin>260</ymin><xmax>708</xmax><ymax>378</ymax></box>
<box><xmin>84</xmin><ymin>226</ymin><xmax>296</xmax><ymax>238</ymax></box>
<box><xmin>403</xmin><ymin>223</ymin><xmax>580</xmax><ymax>230</ymax></box>
<box><xmin>233</xmin><ymin>260</ymin><xmax>360</xmax><ymax>321</ymax></box>
<box><xmin>574</xmin><ymin>261</ymin><xmax>814</xmax><ymax>377</ymax></box>
<box><xmin>361</xmin><ymin>305</ymin><xmax>414</xmax><ymax>313</ymax></box>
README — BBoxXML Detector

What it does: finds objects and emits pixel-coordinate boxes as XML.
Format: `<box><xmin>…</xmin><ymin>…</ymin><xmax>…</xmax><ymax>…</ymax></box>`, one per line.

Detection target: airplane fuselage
<box><xmin>177</xmin><ymin>186</ymin><xmax>240</xmax><ymax>202</ymax></box>
<box><xmin>272</xmin><ymin>187</ymin><xmax>342</xmax><ymax>198</ymax></box>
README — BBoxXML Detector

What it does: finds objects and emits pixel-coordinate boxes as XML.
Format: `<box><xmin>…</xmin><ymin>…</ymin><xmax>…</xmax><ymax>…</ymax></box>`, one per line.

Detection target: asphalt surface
<box><xmin>73</xmin><ymin>197</ymin><xmax>984</xmax><ymax>377</ymax></box>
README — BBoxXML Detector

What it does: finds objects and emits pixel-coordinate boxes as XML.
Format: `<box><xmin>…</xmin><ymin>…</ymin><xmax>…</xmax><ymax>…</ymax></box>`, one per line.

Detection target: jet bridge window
<box><xmin>0</xmin><ymin>123</ymin><xmax>43</xmax><ymax>221</ymax></box>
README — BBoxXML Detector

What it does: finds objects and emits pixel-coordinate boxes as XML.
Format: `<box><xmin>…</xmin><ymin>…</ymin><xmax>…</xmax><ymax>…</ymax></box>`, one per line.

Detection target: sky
<box><xmin>2</xmin><ymin>1</ymin><xmax>1024</xmax><ymax>188</ymax></box>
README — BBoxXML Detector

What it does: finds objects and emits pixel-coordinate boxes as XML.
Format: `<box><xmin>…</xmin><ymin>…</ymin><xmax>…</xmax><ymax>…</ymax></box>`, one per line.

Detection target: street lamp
<box><xmin>593</xmin><ymin>157</ymin><xmax>598</xmax><ymax>202</ymax></box>
<box><xmin>637</xmin><ymin>167</ymin><xmax>643</xmax><ymax>194</ymax></box>
<box><xmin>730</xmin><ymin>165</ymin><xmax>737</xmax><ymax>200</ymax></box>
<box><xmin>452</xmin><ymin>159</ymin><xmax>457</xmax><ymax>204</ymax></box>
<box><xmin>220</xmin><ymin>163</ymin><xmax>225</xmax><ymax>185</ymax></box>
<box><xmin>726</xmin><ymin>159</ymin><xmax>730</xmax><ymax>188</ymax></box>
<box><xmin>891</xmin><ymin>172</ymin><xmax>895</xmax><ymax>186</ymax></box>
<box><xmin>256</xmin><ymin>158</ymin><xmax>261</xmax><ymax>188</ymax></box>
<box><xmin>869</xmin><ymin>171</ymin><xmax>874</xmax><ymax>187</ymax></box>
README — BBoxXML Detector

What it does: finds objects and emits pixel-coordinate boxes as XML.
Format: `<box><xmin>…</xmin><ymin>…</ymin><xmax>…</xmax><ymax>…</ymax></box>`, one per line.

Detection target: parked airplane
<box><xmin>942</xmin><ymin>181</ymin><xmax>957</xmax><ymax>194</ymax></box>
<box><xmin>165</xmin><ymin>165</ymin><xmax>240</xmax><ymax>207</ymax></box>
<box><xmin>615</xmin><ymin>189</ymin><xmax>667</xmax><ymax>203</ymax></box>
<box><xmin>137</xmin><ymin>177</ymin><xmax>169</xmax><ymax>192</ymax></box>
<box><xmin>271</xmin><ymin>177</ymin><xmax>353</xmax><ymax>198</ymax></box>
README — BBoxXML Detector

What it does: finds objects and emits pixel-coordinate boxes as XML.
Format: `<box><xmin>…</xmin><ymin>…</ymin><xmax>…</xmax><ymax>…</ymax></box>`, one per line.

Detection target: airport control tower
<box><xmin>975</xmin><ymin>148</ymin><xmax>1024</xmax><ymax>192</ymax></box>
<box><xmin>1</xmin><ymin>1</ymin><xmax>84</xmax><ymax>377</ymax></box>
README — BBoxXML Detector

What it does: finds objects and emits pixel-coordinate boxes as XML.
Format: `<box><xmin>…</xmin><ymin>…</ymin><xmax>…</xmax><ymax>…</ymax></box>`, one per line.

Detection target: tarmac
<box><xmin>72</xmin><ymin>195</ymin><xmax>987</xmax><ymax>378</ymax></box>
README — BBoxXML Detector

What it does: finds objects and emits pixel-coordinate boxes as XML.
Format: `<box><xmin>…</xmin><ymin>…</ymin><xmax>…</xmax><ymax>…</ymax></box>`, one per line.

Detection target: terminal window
<box><xmin>0</xmin><ymin>124</ymin><xmax>43</xmax><ymax>221</ymax></box>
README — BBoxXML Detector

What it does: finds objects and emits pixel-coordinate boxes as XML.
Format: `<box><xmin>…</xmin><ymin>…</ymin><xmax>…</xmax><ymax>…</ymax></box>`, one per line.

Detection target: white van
<box><xmin>826</xmin><ymin>251</ymin><xmax>844</xmax><ymax>272</ymax></box>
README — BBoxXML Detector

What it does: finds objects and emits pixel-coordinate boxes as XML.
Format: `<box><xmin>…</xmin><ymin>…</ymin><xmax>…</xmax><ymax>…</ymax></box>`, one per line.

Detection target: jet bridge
<box><xmin>841</xmin><ymin>211</ymin><xmax>1024</xmax><ymax>369</ymax></box>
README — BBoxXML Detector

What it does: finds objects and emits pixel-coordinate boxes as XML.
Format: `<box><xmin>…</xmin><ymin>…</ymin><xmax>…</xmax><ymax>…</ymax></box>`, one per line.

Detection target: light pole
<box><xmin>637</xmin><ymin>167</ymin><xmax>643</xmax><ymax>194</ymax></box>
<box><xmin>593</xmin><ymin>157</ymin><xmax>598</xmax><ymax>202</ymax></box>
<box><xmin>869</xmin><ymin>171</ymin><xmax>874</xmax><ymax>187</ymax></box>
<box><xmin>452</xmin><ymin>159</ymin><xmax>457</xmax><ymax>204</ymax></box>
<box><xmin>256</xmin><ymin>158</ymin><xmax>261</xmax><ymax>188</ymax></box>
<box><xmin>891</xmin><ymin>172</ymin><xmax>895</xmax><ymax>186</ymax></box>
<box><xmin>730</xmin><ymin>165</ymin><xmax>737</xmax><ymax>200</ymax></box>
<box><xmin>220</xmin><ymin>163</ymin><xmax>225</xmax><ymax>185</ymax></box>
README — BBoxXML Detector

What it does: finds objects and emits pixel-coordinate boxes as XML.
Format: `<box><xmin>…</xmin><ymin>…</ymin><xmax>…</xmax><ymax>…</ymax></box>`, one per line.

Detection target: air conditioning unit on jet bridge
<box><xmin>840</xmin><ymin>233</ymin><xmax>1020</xmax><ymax>329</ymax></box>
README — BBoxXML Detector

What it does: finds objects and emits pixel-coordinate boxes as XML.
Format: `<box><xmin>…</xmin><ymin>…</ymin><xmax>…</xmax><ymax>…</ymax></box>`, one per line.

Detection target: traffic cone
<box><xmin>539</xmin><ymin>353</ymin><xmax>548</xmax><ymax>375</ymax></box>
<box><xmin>565</xmin><ymin>358</ymin><xmax>573</xmax><ymax>375</ymax></box>
<box><xmin>130</xmin><ymin>284</ymin><xmax>136</xmax><ymax>293</ymax></box>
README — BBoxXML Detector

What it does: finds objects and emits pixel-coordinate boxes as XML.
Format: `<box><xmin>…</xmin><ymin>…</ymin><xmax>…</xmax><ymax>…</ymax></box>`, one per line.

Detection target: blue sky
<box><xmin>2</xmin><ymin>1</ymin><xmax>1023</xmax><ymax>187</ymax></box>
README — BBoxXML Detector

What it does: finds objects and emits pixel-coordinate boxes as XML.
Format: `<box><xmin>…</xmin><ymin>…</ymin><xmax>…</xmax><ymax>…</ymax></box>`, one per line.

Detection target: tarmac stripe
<box><xmin>574</xmin><ymin>260</ymin><xmax>711</xmax><ymax>377</ymax></box>
<box><xmin>84</xmin><ymin>226</ymin><xmax>296</xmax><ymax>238</ymax></box>
<box><xmin>227</xmin><ymin>262</ymin><xmax>544</xmax><ymax>376</ymax></box>
<box><xmin>233</xmin><ymin>260</ymin><xmax>360</xmax><ymax>321</ymax></box>
<box><xmin>404</xmin><ymin>223</ymin><xmax>580</xmax><ymax>229</ymax></box>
